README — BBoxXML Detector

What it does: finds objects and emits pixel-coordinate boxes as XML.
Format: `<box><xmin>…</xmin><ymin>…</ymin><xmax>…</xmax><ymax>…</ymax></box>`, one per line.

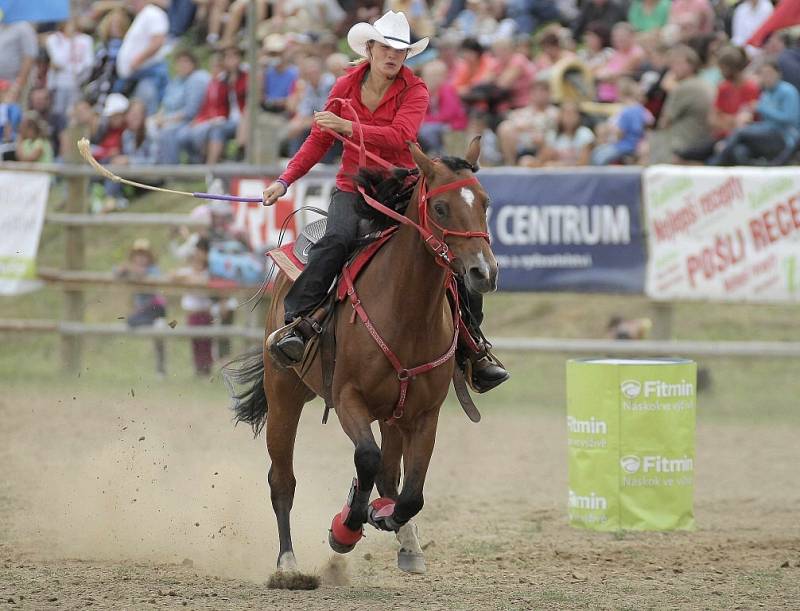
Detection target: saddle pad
<box><xmin>266</xmin><ymin>225</ymin><xmax>398</xmax><ymax>294</ymax></box>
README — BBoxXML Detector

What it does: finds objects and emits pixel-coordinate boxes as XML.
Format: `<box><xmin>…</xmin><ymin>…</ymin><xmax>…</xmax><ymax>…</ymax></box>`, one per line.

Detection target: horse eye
<box><xmin>433</xmin><ymin>202</ymin><xmax>448</xmax><ymax>218</ymax></box>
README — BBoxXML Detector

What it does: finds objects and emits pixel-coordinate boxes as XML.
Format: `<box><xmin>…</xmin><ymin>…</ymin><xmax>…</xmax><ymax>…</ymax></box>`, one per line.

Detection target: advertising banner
<box><xmin>644</xmin><ymin>166</ymin><xmax>800</xmax><ymax>302</ymax></box>
<box><xmin>0</xmin><ymin>171</ymin><xmax>49</xmax><ymax>295</ymax></box>
<box><xmin>566</xmin><ymin>358</ymin><xmax>696</xmax><ymax>531</ymax></box>
<box><xmin>481</xmin><ymin>169</ymin><xmax>646</xmax><ymax>293</ymax></box>
<box><xmin>228</xmin><ymin>176</ymin><xmax>334</xmax><ymax>253</ymax></box>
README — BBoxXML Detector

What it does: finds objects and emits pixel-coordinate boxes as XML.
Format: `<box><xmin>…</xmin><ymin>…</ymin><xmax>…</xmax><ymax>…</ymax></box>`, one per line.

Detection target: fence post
<box><xmin>650</xmin><ymin>301</ymin><xmax>674</xmax><ymax>341</ymax></box>
<box><xmin>61</xmin><ymin>127</ymin><xmax>88</xmax><ymax>373</ymax></box>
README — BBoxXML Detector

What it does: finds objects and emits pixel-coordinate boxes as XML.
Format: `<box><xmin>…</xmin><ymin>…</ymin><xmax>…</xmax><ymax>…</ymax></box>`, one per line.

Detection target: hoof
<box><xmin>398</xmin><ymin>549</ymin><xmax>426</xmax><ymax>574</ymax></box>
<box><xmin>329</xmin><ymin>512</ymin><xmax>362</xmax><ymax>554</ymax></box>
<box><xmin>277</xmin><ymin>551</ymin><xmax>298</xmax><ymax>571</ymax></box>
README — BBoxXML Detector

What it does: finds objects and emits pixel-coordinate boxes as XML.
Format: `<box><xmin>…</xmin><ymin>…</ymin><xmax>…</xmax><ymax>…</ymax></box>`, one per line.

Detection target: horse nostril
<box><xmin>468</xmin><ymin>266</ymin><xmax>489</xmax><ymax>283</ymax></box>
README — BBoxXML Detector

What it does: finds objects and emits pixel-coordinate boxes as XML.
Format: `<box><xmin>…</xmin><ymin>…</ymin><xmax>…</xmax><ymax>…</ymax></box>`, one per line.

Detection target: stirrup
<box><xmin>463</xmin><ymin>348</ymin><xmax>509</xmax><ymax>394</ymax></box>
<box><xmin>266</xmin><ymin>319</ymin><xmax>311</xmax><ymax>367</ymax></box>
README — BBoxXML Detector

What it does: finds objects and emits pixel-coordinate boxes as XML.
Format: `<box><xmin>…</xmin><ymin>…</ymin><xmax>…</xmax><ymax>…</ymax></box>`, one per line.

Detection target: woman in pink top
<box><xmin>594</xmin><ymin>22</ymin><xmax>645</xmax><ymax>102</ymax></box>
<box><xmin>669</xmin><ymin>0</ymin><xmax>715</xmax><ymax>34</ymax></box>
<box><xmin>488</xmin><ymin>37</ymin><xmax>536</xmax><ymax>109</ymax></box>
<box><xmin>418</xmin><ymin>59</ymin><xmax>468</xmax><ymax>154</ymax></box>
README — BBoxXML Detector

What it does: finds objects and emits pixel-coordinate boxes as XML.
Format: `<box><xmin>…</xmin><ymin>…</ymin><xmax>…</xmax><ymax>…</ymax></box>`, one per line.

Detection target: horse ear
<box><xmin>465</xmin><ymin>135</ymin><xmax>481</xmax><ymax>168</ymax></box>
<box><xmin>408</xmin><ymin>141</ymin><xmax>436</xmax><ymax>178</ymax></box>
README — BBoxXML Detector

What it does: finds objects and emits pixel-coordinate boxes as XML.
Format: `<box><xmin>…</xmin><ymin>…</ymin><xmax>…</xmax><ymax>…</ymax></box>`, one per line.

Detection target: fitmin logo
<box><xmin>621</xmin><ymin>379</ymin><xmax>694</xmax><ymax>399</ymax></box>
<box><xmin>620</xmin><ymin>455</ymin><xmax>694</xmax><ymax>474</ymax></box>
<box><xmin>567</xmin><ymin>416</ymin><xmax>607</xmax><ymax>435</ymax></box>
<box><xmin>568</xmin><ymin>489</ymin><xmax>608</xmax><ymax>510</ymax></box>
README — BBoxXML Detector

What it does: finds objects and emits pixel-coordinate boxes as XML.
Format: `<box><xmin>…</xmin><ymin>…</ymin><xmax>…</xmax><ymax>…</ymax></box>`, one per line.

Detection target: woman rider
<box><xmin>261</xmin><ymin>10</ymin><xmax>508</xmax><ymax>391</ymax></box>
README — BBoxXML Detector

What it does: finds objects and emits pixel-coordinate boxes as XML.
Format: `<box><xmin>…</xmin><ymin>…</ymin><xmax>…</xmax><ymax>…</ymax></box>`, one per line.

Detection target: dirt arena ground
<box><xmin>1</xmin><ymin>384</ymin><xmax>799</xmax><ymax>610</ymax></box>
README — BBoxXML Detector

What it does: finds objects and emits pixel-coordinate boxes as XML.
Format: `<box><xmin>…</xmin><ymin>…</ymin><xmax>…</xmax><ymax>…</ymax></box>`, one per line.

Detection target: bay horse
<box><xmin>224</xmin><ymin>137</ymin><xmax>498</xmax><ymax>575</ymax></box>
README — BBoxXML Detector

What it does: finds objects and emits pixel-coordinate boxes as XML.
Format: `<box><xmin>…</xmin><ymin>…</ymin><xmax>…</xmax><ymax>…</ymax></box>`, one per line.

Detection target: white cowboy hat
<box><xmin>347</xmin><ymin>11</ymin><xmax>429</xmax><ymax>60</ymax></box>
<box><xmin>103</xmin><ymin>93</ymin><xmax>129</xmax><ymax>117</ymax></box>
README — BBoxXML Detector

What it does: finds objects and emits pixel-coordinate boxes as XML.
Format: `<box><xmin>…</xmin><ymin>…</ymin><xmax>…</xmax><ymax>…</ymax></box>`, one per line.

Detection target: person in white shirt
<box><xmin>115</xmin><ymin>0</ymin><xmax>170</xmax><ymax>115</ymax></box>
<box><xmin>46</xmin><ymin>20</ymin><xmax>94</xmax><ymax>133</ymax></box>
<box><xmin>731</xmin><ymin>0</ymin><xmax>774</xmax><ymax>48</ymax></box>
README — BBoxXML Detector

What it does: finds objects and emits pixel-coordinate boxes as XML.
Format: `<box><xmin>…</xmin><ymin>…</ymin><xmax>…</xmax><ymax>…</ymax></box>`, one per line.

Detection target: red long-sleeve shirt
<box><xmin>279</xmin><ymin>61</ymin><xmax>429</xmax><ymax>192</ymax></box>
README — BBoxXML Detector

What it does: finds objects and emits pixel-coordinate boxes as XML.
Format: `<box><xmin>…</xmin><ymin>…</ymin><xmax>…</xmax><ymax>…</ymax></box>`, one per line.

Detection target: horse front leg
<box><xmin>329</xmin><ymin>389</ymin><xmax>381</xmax><ymax>553</ymax></box>
<box><xmin>377</xmin><ymin>422</ymin><xmax>426</xmax><ymax>574</ymax></box>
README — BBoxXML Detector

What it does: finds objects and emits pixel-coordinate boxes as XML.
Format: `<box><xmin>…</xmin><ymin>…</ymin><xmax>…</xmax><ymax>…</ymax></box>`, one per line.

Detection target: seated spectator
<box><xmin>648</xmin><ymin>45</ymin><xmax>713</xmax><ymax>164</ymax></box>
<box><xmin>84</xmin><ymin>7</ymin><xmax>130</xmax><ymax>107</ymax></box>
<box><xmin>710</xmin><ymin>60</ymin><xmax>800</xmax><ymax>166</ymax></box>
<box><xmin>386</xmin><ymin>0</ymin><xmax>435</xmax><ymax>39</ymax></box>
<box><xmin>627</xmin><ymin>0</ymin><xmax>670</xmax><ymax>33</ymax></box>
<box><xmin>260</xmin><ymin>34</ymin><xmax>299</xmax><ymax>115</ymax></box>
<box><xmin>0</xmin><ymin>19</ymin><xmax>37</xmax><ymax>105</ymax></box>
<box><xmin>0</xmin><ymin>81</ymin><xmax>22</xmax><ymax>160</ymax></box>
<box><xmin>212</xmin><ymin>0</ymin><xmax>269</xmax><ymax>47</ymax></box>
<box><xmin>488</xmin><ymin>37</ymin><xmax>536</xmax><ymax>110</ymax></box>
<box><xmin>15</xmin><ymin>113</ymin><xmax>54</xmax><ymax>164</ymax></box>
<box><xmin>712</xmin><ymin>47</ymin><xmax>759</xmax><ymax>140</ymax></box>
<box><xmin>59</xmin><ymin>99</ymin><xmax>99</xmax><ymax>160</ymax></box>
<box><xmin>325</xmin><ymin>53</ymin><xmax>351</xmax><ymax>79</ymax></box>
<box><xmin>154</xmin><ymin>49</ymin><xmax>211</xmax><ymax>164</ymax></box>
<box><xmin>451</xmin><ymin>0</ymin><xmax>504</xmax><ymax>45</ymax></box>
<box><xmin>280</xmin><ymin>0</ymin><xmax>348</xmax><ymax>36</ymax></box>
<box><xmin>451</xmin><ymin>38</ymin><xmax>497</xmax><ymax>113</ymax></box>
<box><xmin>688</xmin><ymin>33</ymin><xmax>724</xmax><ymax>89</ymax></box>
<box><xmin>115</xmin><ymin>0</ymin><xmax>171</xmax><ymax>115</ymax></box>
<box><xmin>28</xmin><ymin>88</ymin><xmax>58</xmax><ymax>156</ymax></box>
<box><xmin>285</xmin><ymin>56</ymin><xmax>336</xmax><ymax>156</ymax></box>
<box><xmin>762</xmin><ymin>32</ymin><xmax>800</xmax><ymax>96</ymax></box>
<box><xmin>178</xmin><ymin>47</ymin><xmax>247</xmax><ymax>164</ymax></box>
<box><xmin>92</xmin><ymin>92</ymin><xmax>129</xmax><ymax>162</ymax></box>
<box><xmin>113</xmin><ymin>238</ymin><xmax>168</xmax><ymax>378</ymax></box>
<box><xmin>668</xmin><ymin>0</ymin><xmax>714</xmax><ymax>35</ymax></box>
<box><xmin>731</xmin><ymin>0</ymin><xmax>773</xmax><ymax>48</ymax></box>
<box><xmin>572</xmin><ymin>0</ymin><xmax>626</xmax><ymax>41</ymax></box>
<box><xmin>418</xmin><ymin>59</ymin><xmax>468</xmax><ymax>155</ymax></box>
<box><xmin>46</xmin><ymin>20</ymin><xmax>94</xmax><ymax>139</ymax></box>
<box><xmin>520</xmin><ymin>101</ymin><xmax>595</xmax><ymax>166</ymax></box>
<box><xmin>532</xmin><ymin>27</ymin><xmax>575</xmax><ymax>77</ymax></box>
<box><xmin>505</xmin><ymin>0</ymin><xmax>563</xmax><ymax>36</ymax></box>
<box><xmin>104</xmin><ymin>99</ymin><xmax>157</xmax><ymax>210</ymax></box>
<box><xmin>591</xmin><ymin>78</ymin><xmax>653</xmax><ymax>165</ymax></box>
<box><xmin>578</xmin><ymin>22</ymin><xmax>613</xmax><ymax>72</ymax></box>
<box><xmin>496</xmin><ymin>80</ymin><xmax>559</xmax><ymax>165</ymax></box>
<box><xmin>594</xmin><ymin>23</ymin><xmax>645</xmax><ymax>102</ymax></box>
<box><xmin>167</xmin><ymin>0</ymin><xmax>198</xmax><ymax>40</ymax></box>
<box><xmin>638</xmin><ymin>34</ymin><xmax>671</xmax><ymax>122</ymax></box>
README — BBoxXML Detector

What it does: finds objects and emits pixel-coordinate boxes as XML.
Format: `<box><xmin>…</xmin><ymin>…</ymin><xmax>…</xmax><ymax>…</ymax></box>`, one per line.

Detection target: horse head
<box><xmin>409</xmin><ymin>137</ymin><xmax>498</xmax><ymax>293</ymax></box>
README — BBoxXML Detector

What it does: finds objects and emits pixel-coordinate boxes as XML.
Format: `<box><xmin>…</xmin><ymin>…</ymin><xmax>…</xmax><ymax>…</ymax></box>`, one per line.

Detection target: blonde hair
<box><xmin>97</xmin><ymin>8</ymin><xmax>130</xmax><ymax>42</ymax></box>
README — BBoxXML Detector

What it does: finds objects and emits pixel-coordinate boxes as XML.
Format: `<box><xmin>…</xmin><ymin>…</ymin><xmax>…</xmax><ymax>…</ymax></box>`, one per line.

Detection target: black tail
<box><xmin>222</xmin><ymin>347</ymin><xmax>268</xmax><ymax>436</ymax></box>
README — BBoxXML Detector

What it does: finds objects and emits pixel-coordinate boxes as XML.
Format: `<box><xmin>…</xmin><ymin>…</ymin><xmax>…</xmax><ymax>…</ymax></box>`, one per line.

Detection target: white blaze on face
<box><xmin>460</xmin><ymin>187</ymin><xmax>475</xmax><ymax>208</ymax></box>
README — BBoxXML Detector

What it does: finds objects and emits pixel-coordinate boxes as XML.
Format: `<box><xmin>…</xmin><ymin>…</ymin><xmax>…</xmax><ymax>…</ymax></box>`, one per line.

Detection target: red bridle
<box><xmin>322</xmin><ymin>97</ymin><xmax>491</xmax><ymax>268</ymax></box>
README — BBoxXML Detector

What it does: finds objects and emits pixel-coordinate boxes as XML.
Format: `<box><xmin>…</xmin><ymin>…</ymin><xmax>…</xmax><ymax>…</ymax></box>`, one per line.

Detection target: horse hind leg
<box><xmin>264</xmin><ymin>363</ymin><xmax>310</xmax><ymax>571</ymax></box>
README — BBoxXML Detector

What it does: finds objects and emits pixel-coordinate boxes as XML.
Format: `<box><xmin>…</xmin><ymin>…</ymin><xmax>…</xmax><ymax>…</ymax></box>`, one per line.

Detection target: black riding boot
<box><xmin>270</xmin><ymin>189</ymin><xmax>361</xmax><ymax>366</ymax></box>
<box><xmin>457</xmin><ymin>279</ymin><xmax>510</xmax><ymax>393</ymax></box>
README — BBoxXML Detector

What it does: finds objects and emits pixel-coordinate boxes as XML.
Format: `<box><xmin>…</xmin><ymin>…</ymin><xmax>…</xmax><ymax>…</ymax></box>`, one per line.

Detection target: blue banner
<box><xmin>481</xmin><ymin>168</ymin><xmax>646</xmax><ymax>293</ymax></box>
<box><xmin>0</xmin><ymin>0</ymin><xmax>69</xmax><ymax>23</ymax></box>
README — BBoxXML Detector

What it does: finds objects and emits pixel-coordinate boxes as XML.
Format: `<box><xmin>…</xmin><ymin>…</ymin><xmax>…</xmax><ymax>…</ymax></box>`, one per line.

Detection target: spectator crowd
<box><xmin>3</xmin><ymin>0</ymin><xmax>800</xmax><ymax>185</ymax></box>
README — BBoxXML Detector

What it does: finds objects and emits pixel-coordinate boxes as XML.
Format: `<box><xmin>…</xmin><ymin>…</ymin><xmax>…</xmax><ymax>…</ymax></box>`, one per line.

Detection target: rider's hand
<box><xmin>314</xmin><ymin>111</ymin><xmax>353</xmax><ymax>137</ymax></box>
<box><xmin>262</xmin><ymin>181</ymin><xmax>287</xmax><ymax>206</ymax></box>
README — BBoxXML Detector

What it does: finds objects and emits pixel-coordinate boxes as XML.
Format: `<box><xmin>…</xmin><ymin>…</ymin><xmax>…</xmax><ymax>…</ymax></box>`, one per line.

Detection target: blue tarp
<box><xmin>0</xmin><ymin>0</ymin><xmax>69</xmax><ymax>23</ymax></box>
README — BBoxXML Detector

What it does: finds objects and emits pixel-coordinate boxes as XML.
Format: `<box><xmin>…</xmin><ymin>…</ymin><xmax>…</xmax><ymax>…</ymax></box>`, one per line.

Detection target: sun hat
<box><xmin>262</xmin><ymin>33</ymin><xmax>285</xmax><ymax>54</ymax></box>
<box><xmin>103</xmin><ymin>93</ymin><xmax>130</xmax><ymax>117</ymax></box>
<box><xmin>347</xmin><ymin>11</ymin><xmax>429</xmax><ymax>60</ymax></box>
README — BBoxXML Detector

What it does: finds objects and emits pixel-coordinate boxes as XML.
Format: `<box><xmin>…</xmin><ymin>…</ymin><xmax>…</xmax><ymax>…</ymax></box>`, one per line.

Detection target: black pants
<box><xmin>710</xmin><ymin>124</ymin><xmax>795</xmax><ymax>166</ymax></box>
<box><xmin>284</xmin><ymin>188</ymin><xmax>487</xmax><ymax>332</ymax></box>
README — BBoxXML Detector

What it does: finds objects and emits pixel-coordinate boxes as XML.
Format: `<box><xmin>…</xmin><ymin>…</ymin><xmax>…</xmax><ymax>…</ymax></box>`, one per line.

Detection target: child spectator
<box><xmin>520</xmin><ymin>101</ymin><xmax>595</xmax><ymax>167</ymax></box>
<box><xmin>0</xmin><ymin>81</ymin><xmax>22</xmax><ymax>160</ymax></box>
<box><xmin>418</xmin><ymin>59</ymin><xmax>468</xmax><ymax>156</ymax></box>
<box><xmin>114</xmin><ymin>238</ymin><xmax>168</xmax><ymax>378</ymax></box>
<box><xmin>591</xmin><ymin>78</ymin><xmax>653</xmax><ymax>165</ymax></box>
<box><xmin>92</xmin><ymin>93</ymin><xmax>129</xmax><ymax>162</ymax></box>
<box><xmin>496</xmin><ymin>80</ymin><xmax>560</xmax><ymax>165</ymax></box>
<box><xmin>15</xmin><ymin>113</ymin><xmax>54</xmax><ymax>163</ymax></box>
<box><xmin>172</xmin><ymin>237</ymin><xmax>214</xmax><ymax>377</ymax></box>
<box><xmin>285</xmin><ymin>56</ymin><xmax>336</xmax><ymax>156</ymax></box>
<box><xmin>260</xmin><ymin>35</ymin><xmax>299</xmax><ymax>115</ymax></box>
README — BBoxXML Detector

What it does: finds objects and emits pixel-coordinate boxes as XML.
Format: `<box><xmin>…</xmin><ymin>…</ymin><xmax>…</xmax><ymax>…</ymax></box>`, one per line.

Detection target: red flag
<box><xmin>748</xmin><ymin>0</ymin><xmax>800</xmax><ymax>47</ymax></box>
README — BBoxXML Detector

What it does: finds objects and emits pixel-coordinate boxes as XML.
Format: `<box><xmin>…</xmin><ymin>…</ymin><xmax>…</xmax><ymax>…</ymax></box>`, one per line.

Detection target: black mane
<box><xmin>352</xmin><ymin>156</ymin><xmax>477</xmax><ymax>230</ymax></box>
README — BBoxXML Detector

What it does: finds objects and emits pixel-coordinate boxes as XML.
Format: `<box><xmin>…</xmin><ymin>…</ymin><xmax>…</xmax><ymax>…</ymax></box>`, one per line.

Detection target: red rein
<box><xmin>321</xmin><ymin>98</ymin><xmax>490</xmax><ymax>424</ymax></box>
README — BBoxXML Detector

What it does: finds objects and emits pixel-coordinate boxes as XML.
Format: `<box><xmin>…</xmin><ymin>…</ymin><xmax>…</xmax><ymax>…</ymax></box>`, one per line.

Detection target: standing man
<box><xmin>0</xmin><ymin>16</ymin><xmax>38</xmax><ymax>104</ymax></box>
<box><xmin>116</xmin><ymin>0</ymin><xmax>170</xmax><ymax>115</ymax></box>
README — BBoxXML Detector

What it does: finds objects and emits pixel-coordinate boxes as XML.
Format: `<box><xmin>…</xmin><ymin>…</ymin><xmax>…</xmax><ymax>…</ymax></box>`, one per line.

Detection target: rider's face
<box><xmin>369</xmin><ymin>42</ymin><xmax>408</xmax><ymax>79</ymax></box>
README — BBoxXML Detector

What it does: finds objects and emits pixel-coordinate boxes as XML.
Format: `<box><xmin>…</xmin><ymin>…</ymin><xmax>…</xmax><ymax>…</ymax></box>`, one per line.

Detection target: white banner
<box><xmin>0</xmin><ymin>171</ymin><xmax>50</xmax><ymax>295</ymax></box>
<box><xmin>644</xmin><ymin>166</ymin><xmax>800</xmax><ymax>302</ymax></box>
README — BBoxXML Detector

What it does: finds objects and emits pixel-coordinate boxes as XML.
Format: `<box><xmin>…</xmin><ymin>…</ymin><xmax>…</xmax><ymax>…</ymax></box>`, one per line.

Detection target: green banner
<box><xmin>566</xmin><ymin>358</ymin><xmax>696</xmax><ymax>531</ymax></box>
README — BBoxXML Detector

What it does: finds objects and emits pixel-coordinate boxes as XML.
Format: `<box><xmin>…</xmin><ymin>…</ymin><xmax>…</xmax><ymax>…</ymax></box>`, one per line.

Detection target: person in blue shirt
<box><xmin>0</xmin><ymin>80</ymin><xmax>22</xmax><ymax>160</ymax></box>
<box><xmin>591</xmin><ymin>78</ymin><xmax>653</xmax><ymax>165</ymax></box>
<box><xmin>260</xmin><ymin>34</ymin><xmax>299</xmax><ymax>115</ymax></box>
<box><xmin>710</xmin><ymin>60</ymin><xmax>800</xmax><ymax>166</ymax></box>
